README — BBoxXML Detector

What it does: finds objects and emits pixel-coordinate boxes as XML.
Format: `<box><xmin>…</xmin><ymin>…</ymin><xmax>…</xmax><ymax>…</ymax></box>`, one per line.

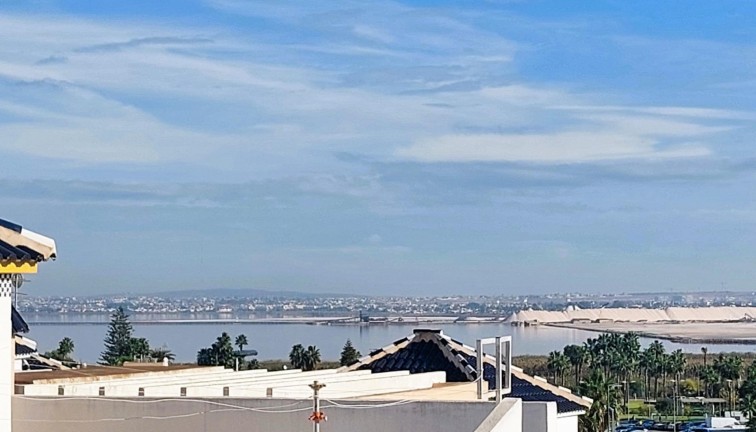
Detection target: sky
<box><xmin>2</xmin><ymin>1</ymin><xmax>756</xmax><ymax>296</ymax></box>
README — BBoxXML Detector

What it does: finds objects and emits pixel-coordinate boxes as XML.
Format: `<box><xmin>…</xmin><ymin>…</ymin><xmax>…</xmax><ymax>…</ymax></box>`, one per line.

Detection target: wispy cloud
<box><xmin>75</xmin><ymin>36</ymin><xmax>214</xmax><ymax>53</ymax></box>
<box><xmin>0</xmin><ymin>9</ymin><xmax>747</xmax><ymax>172</ymax></box>
<box><xmin>2</xmin><ymin>1</ymin><xmax>756</xmax><ymax>295</ymax></box>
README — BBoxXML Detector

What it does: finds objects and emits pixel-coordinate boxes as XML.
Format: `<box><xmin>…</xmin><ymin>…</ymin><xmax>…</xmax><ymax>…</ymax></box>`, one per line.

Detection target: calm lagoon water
<box><xmin>24</xmin><ymin>314</ymin><xmax>755</xmax><ymax>363</ymax></box>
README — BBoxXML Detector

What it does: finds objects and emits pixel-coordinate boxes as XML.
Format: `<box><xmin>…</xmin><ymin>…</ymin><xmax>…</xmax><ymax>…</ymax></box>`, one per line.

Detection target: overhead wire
<box><xmin>14</xmin><ymin>393</ymin><xmax>434</xmax><ymax>424</ymax></box>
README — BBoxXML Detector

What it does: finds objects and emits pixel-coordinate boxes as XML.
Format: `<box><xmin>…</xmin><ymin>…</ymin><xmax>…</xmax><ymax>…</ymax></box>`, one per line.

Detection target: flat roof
<box><xmin>15</xmin><ymin>364</ymin><xmax>200</xmax><ymax>385</ymax></box>
<box><xmin>356</xmin><ymin>382</ymin><xmax>486</xmax><ymax>402</ymax></box>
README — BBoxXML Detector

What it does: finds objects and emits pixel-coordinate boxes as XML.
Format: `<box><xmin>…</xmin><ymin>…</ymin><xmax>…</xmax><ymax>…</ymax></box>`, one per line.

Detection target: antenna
<box><xmin>11</xmin><ymin>274</ymin><xmax>24</xmax><ymax>307</ymax></box>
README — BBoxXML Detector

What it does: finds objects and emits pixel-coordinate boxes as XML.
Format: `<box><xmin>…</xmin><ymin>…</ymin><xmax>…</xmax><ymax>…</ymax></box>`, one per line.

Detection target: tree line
<box><xmin>52</xmin><ymin>307</ymin><xmax>364</xmax><ymax>371</ymax></box>
<box><xmin>539</xmin><ymin>332</ymin><xmax>756</xmax><ymax>432</ymax></box>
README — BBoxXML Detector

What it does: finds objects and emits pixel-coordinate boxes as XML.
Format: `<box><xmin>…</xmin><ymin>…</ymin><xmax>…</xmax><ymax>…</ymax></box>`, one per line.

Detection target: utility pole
<box><xmin>309</xmin><ymin>381</ymin><xmax>327</xmax><ymax>432</ymax></box>
<box><xmin>671</xmin><ymin>380</ymin><xmax>677</xmax><ymax>432</ymax></box>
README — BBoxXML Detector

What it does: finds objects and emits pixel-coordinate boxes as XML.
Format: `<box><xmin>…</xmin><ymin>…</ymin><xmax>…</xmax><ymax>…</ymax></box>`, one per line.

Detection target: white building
<box><xmin>1</xmin><ymin>218</ymin><xmax>56</xmax><ymax>432</ymax></box>
<box><xmin>14</xmin><ymin>329</ymin><xmax>588</xmax><ymax>432</ymax></box>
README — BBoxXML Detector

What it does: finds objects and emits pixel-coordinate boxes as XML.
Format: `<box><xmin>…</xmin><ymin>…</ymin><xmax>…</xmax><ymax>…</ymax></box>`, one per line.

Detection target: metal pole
<box><xmin>673</xmin><ymin>382</ymin><xmax>676</xmax><ymax>432</ymax></box>
<box><xmin>495</xmin><ymin>337</ymin><xmax>502</xmax><ymax>404</ymax></box>
<box><xmin>607</xmin><ymin>382</ymin><xmax>610</xmax><ymax>431</ymax></box>
<box><xmin>476</xmin><ymin>339</ymin><xmax>483</xmax><ymax>400</ymax></box>
<box><xmin>310</xmin><ymin>381</ymin><xmax>326</xmax><ymax>432</ymax></box>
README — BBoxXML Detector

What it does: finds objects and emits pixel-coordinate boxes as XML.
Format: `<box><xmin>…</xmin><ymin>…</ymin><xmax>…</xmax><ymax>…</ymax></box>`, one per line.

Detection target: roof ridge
<box><xmin>338</xmin><ymin>332</ymin><xmax>415</xmax><ymax>371</ymax></box>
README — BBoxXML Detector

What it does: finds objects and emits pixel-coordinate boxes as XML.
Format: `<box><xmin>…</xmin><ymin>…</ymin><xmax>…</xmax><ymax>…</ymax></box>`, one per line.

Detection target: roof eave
<box><xmin>0</xmin><ymin>221</ymin><xmax>57</xmax><ymax>262</ymax></box>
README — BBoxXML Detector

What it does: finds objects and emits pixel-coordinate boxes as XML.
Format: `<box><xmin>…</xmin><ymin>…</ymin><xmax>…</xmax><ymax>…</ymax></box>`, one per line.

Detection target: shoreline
<box><xmin>546</xmin><ymin>322</ymin><xmax>756</xmax><ymax>345</ymax></box>
<box><xmin>27</xmin><ymin>316</ymin><xmax>506</xmax><ymax>326</ymax></box>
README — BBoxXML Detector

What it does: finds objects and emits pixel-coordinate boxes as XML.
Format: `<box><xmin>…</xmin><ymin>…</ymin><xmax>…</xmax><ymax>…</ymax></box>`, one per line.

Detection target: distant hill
<box><xmin>145</xmin><ymin>288</ymin><xmax>368</xmax><ymax>299</ymax></box>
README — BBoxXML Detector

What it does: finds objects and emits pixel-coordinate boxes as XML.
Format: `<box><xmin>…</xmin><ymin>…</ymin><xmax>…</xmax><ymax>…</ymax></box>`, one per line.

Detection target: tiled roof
<box><xmin>0</xmin><ymin>218</ymin><xmax>57</xmax><ymax>262</ymax></box>
<box><xmin>12</xmin><ymin>306</ymin><xmax>29</xmax><ymax>334</ymax></box>
<box><xmin>345</xmin><ymin>329</ymin><xmax>589</xmax><ymax>414</ymax></box>
<box><xmin>363</xmin><ymin>339</ymin><xmax>473</xmax><ymax>382</ymax></box>
<box><xmin>465</xmin><ymin>354</ymin><xmax>586</xmax><ymax>414</ymax></box>
<box><xmin>16</xmin><ymin>342</ymin><xmax>36</xmax><ymax>357</ymax></box>
<box><xmin>15</xmin><ymin>335</ymin><xmax>37</xmax><ymax>359</ymax></box>
<box><xmin>0</xmin><ymin>240</ymin><xmax>44</xmax><ymax>262</ymax></box>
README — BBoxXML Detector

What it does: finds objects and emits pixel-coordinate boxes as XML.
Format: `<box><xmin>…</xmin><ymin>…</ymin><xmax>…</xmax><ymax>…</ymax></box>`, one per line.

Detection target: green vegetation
<box><xmin>255</xmin><ymin>359</ymin><xmax>339</xmax><ymax>371</ymax></box>
<box><xmin>149</xmin><ymin>346</ymin><xmax>175</xmax><ymax>362</ymax></box>
<box><xmin>100</xmin><ymin>307</ymin><xmax>154</xmax><ymax>365</ymax></box>
<box><xmin>289</xmin><ymin>344</ymin><xmax>321</xmax><ymax>371</ymax></box>
<box><xmin>235</xmin><ymin>334</ymin><xmax>248</xmax><ymax>351</ymax></box>
<box><xmin>197</xmin><ymin>332</ymin><xmax>234</xmax><ymax>368</ymax></box>
<box><xmin>339</xmin><ymin>339</ymin><xmax>361</xmax><ymax>366</ymax></box>
<box><xmin>45</xmin><ymin>337</ymin><xmax>76</xmax><ymax>363</ymax></box>
<box><xmin>197</xmin><ymin>332</ymin><xmax>258</xmax><ymax>369</ymax></box>
<box><xmin>526</xmin><ymin>333</ymin><xmax>756</xmax><ymax>432</ymax></box>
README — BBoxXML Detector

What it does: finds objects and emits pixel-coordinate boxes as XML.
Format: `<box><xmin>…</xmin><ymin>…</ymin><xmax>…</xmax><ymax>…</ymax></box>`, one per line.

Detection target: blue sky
<box><xmin>2</xmin><ymin>1</ymin><xmax>756</xmax><ymax>296</ymax></box>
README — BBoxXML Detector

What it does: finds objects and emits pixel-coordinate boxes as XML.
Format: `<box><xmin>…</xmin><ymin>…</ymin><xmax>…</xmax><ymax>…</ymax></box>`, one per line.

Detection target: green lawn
<box><xmin>619</xmin><ymin>399</ymin><xmax>707</xmax><ymax>422</ymax></box>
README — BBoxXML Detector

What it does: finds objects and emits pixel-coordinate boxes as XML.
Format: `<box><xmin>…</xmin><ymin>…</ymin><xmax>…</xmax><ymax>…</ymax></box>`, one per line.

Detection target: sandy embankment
<box><xmin>549</xmin><ymin>321</ymin><xmax>756</xmax><ymax>344</ymax></box>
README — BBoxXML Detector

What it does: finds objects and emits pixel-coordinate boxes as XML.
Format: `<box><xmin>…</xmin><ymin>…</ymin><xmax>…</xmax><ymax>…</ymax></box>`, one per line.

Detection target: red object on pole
<box><xmin>309</xmin><ymin>412</ymin><xmax>327</xmax><ymax>423</ymax></box>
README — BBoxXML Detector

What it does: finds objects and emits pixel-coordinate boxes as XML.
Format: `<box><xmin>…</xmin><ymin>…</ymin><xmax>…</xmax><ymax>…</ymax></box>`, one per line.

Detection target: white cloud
<box><xmin>397</xmin><ymin>131</ymin><xmax>710</xmax><ymax>163</ymax></box>
<box><xmin>0</xmin><ymin>84</ymin><xmax>235</xmax><ymax>163</ymax></box>
<box><xmin>0</xmin><ymin>9</ymin><xmax>747</xmax><ymax>171</ymax></box>
<box><xmin>553</xmin><ymin>104</ymin><xmax>755</xmax><ymax>120</ymax></box>
<box><xmin>352</xmin><ymin>25</ymin><xmax>396</xmax><ymax>44</ymax></box>
<box><xmin>395</xmin><ymin>92</ymin><xmax>736</xmax><ymax>164</ymax></box>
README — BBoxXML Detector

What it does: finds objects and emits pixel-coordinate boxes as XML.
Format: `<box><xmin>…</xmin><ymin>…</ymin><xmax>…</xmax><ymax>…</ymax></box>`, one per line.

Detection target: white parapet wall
<box><xmin>474</xmin><ymin>398</ymin><xmax>522</xmax><ymax>432</ymax></box>
<box><xmin>19</xmin><ymin>369</ymin><xmax>444</xmax><ymax>399</ymax></box>
<box><xmin>22</xmin><ymin>368</ymin><xmax>314</xmax><ymax>397</ymax></box>
<box><xmin>13</xmin><ymin>396</ymin><xmax>511</xmax><ymax>432</ymax></box>
<box><xmin>264</xmin><ymin>371</ymin><xmax>446</xmax><ymax>399</ymax></box>
<box><xmin>0</xmin><ymin>276</ymin><xmax>14</xmax><ymax>432</ymax></box>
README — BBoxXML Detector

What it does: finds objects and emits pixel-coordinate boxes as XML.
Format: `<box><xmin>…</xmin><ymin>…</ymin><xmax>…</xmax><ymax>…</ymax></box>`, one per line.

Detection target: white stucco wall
<box><xmin>1</xmin><ymin>275</ymin><xmax>13</xmax><ymax>432</ymax></box>
<box><xmin>13</xmin><ymin>396</ymin><xmax>511</xmax><ymax>432</ymax></box>
<box><xmin>475</xmin><ymin>399</ymin><xmax>522</xmax><ymax>432</ymax></box>
<box><xmin>522</xmin><ymin>402</ymin><xmax>580</xmax><ymax>432</ymax></box>
<box><xmin>523</xmin><ymin>401</ymin><xmax>557</xmax><ymax>432</ymax></box>
<box><xmin>557</xmin><ymin>414</ymin><xmax>579</xmax><ymax>432</ymax></box>
<box><xmin>20</xmin><ymin>370</ymin><xmax>446</xmax><ymax>399</ymax></box>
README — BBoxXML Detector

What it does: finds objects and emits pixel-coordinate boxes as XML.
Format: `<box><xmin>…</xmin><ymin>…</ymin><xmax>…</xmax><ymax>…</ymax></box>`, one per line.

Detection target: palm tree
<box><xmin>580</xmin><ymin>369</ymin><xmax>623</xmax><ymax>432</ymax></box>
<box><xmin>58</xmin><ymin>337</ymin><xmax>75</xmax><ymax>358</ymax></box>
<box><xmin>547</xmin><ymin>351</ymin><xmax>570</xmax><ymax>386</ymax></box>
<box><xmin>699</xmin><ymin>365</ymin><xmax>718</xmax><ymax>398</ymax></box>
<box><xmin>659</xmin><ymin>353</ymin><xmax>671</xmax><ymax>398</ymax></box>
<box><xmin>197</xmin><ymin>348</ymin><xmax>214</xmax><ymax>365</ymax></box>
<box><xmin>647</xmin><ymin>341</ymin><xmax>665</xmax><ymax>398</ymax></box>
<box><xmin>619</xmin><ymin>333</ymin><xmax>640</xmax><ymax>373</ymax></box>
<box><xmin>211</xmin><ymin>332</ymin><xmax>235</xmax><ymax>368</ymax></box>
<box><xmin>235</xmin><ymin>334</ymin><xmax>248</xmax><ymax>352</ymax></box>
<box><xmin>564</xmin><ymin>345</ymin><xmax>587</xmax><ymax>389</ymax></box>
<box><xmin>741</xmin><ymin>394</ymin><xmax>756</xmax><ymax>432</ymax></box>
<box><xmin>547</xmin><ymin>351</ymin><xmax>560</xmax><ymax>383</ymax></box>
<box><xmin>715</xmin><ymin>354</ymin><xmax>743</xmax><ymax>388</ymax></box>
<box><xmin>640</xmin><ymin>348</ymin><xmax>653</xmax><ymax>400</ymax></box>
<box><xmin>289</xmin><ymin>344</ymin><xmax>306</xmax><ymax>369</ymax></box>
<box><xmin>150</xmin><ymin>346</ymin><xmax>175</xmax><ymax>362</ymax></box>
<box><xmin>302</xmin><ymin>345</ymin><xmax>321</xmax><ymax>371</ymax></box>
<box><xmin>669</xmin><ymin>349</ymin><xmax>686</xmax><ymax>400</ymax></box>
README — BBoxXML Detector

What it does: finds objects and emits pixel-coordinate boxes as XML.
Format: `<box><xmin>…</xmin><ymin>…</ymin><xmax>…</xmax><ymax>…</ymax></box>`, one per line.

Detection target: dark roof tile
<box><xmin>12</xmin><ymin>306</ymin><xmax>29</xmax><ymax>334</ymax></box>
<box><xmin>0</xmin><ymin>218</ymin><xmax>22</xmax><ymax>233</ymax></box>
<box><xmin>354</xmin><ymin>330</ymin><xmax>586</xmax><ymax>414</ymax></box>
<box><xmin>0</xmin><ymin>218</ymin><xmax>56</xmax><ymax>261</ymax></box>
<box><xmin>16</xmin><ymin>342</ymin><xmax>35</xmax><ymax>356</ymax></box>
